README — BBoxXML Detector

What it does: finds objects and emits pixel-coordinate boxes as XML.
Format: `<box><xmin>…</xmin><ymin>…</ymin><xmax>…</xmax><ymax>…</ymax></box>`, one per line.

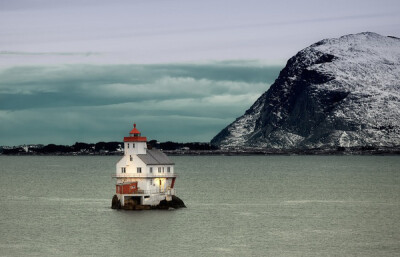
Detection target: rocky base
<box><xmin>111</xmin><ymin>195</ymin><xmax>121</xmax><ymax>209</ymax></box>
<box><xmin>111</xmin><ymin>195</ymin><xmax>186</xmax><ymax>210</ymax></box>
<box><xmin>157</xmin><ymin>195</ymin><xmax>186</xmax><ymax>209</ymax></box>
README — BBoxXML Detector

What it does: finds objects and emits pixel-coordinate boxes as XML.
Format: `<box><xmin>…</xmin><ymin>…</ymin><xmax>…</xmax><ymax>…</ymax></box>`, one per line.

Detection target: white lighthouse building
<box><xmin>112</xmin><ymin>124</ymin><xmax>180</xmax><ymax>209</ymax></box>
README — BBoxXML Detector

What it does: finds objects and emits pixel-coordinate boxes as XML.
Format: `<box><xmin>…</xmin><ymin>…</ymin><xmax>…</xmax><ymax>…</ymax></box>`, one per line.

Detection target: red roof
<box><xmin>130</xmin><ymin>123</ymin><xmax>141</xmax><ymax>134</ymax></box>
<box><xmin>125</xmin><ymin>123</ymin><xmax>147</xmax><ymax>142</ymax></box>
<box><xmin>124</xmin><ymin>136</ymin><xmax>147</xmax><ymax>142</ymax></box>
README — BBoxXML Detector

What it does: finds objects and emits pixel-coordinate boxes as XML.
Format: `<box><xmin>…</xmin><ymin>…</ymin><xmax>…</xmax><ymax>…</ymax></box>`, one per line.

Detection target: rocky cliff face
<box><xmin>211</xmin><ymin>32</ymin><xmax>400</xmax><ymax>149</ymax></box>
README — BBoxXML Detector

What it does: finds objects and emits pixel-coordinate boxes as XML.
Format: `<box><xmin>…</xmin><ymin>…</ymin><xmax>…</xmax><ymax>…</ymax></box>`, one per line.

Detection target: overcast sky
<box><xmin>1</xmin><ymin>0</ymin><xmax>399</xmax><ymax>145</ymax></box>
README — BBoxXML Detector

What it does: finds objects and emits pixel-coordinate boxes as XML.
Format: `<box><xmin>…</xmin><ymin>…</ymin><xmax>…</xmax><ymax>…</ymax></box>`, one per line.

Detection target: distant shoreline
<box><xmin>164</xmin><ymin>148</ymin><xmax>400</xmax><ymax>156</ymax></box>
<box><xmin>2</xmin><ymin>147</ymin><xmax>400</xmax><ymax>156</ymax></box>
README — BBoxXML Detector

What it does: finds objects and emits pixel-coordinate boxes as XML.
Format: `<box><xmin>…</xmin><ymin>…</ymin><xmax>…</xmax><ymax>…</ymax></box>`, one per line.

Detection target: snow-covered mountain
<box><xmin>211</xmin><ymin>32</ymin><xmax>400</xmax><ymax>149</ymax></box>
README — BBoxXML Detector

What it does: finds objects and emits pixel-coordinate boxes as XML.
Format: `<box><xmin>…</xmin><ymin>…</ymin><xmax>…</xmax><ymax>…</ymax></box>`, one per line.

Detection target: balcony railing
<box><xmin>119</xmin><ymin>188</ymin><xmax>176</xmax><ymax>195</ymax></box>
<box><xmin>112</xmin><ymin>172</ymin><xmax>178</xmax><ymax>178</ymax></box>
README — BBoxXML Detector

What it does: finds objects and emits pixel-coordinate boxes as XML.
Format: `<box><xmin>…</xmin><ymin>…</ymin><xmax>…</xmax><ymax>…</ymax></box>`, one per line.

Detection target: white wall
<box><xmin>124</xmin><ymin>141</ymin><xmax>146</xmax><ymax>155</ymax></box>
<box><xmin>115</xmin><ymin>148</ymin><xmax>176</xmax><ymax>206</ymax></box>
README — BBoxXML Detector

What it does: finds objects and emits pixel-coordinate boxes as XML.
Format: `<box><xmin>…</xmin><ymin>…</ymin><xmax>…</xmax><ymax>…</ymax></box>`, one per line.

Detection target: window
<box><xmin>132</xmin><ymin>143</ymin><xmax>135</xmax><ymax>148</ymax></box>
<box><xmin>127</xmin><ymin>143</ymin><xmax>129</xmax><ymax>148</ymax></box>
<box><xmin>130</xmin><ymin>155</ymin><xmax>133</xmax><ymax>161</ymax></box>
<box><xmin>167</xmin><ymin>167</ymin><xmax>171</xmax><ymax>173</ymax></box>
<box><xmin>137</xmin><ymin>167</ymin><xmax>142</xmax><ymax>173</ymax></box>
<box><xmin>150</xmin><ymin>167</ymin><xmax>153</xmax><ymax>173</ymax></box>
<box><xmin>158</xmin><ymin>167</ymin><xmax>161</xmax><ymax>173</ymax></box>
<box><xmin>121</xmin><ymin>167</ymin><xmax>126</xmax><ymax>173</ymax></box>
<box><xmin>162</xmin><ymin>167</ymin><xmax>165</xmax><ymax>173</ymax></box>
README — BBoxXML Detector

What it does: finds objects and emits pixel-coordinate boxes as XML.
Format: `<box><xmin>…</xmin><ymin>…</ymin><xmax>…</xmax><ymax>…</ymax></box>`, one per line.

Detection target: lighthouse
<box><xmin>111</xmin><ymin>124</ymin><xmax>185</xmax><ymax>210</ymax></box>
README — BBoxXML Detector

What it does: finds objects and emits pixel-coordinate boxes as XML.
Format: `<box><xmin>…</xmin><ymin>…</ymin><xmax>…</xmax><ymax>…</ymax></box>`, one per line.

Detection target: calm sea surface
<box><xmin>0</xmin><ymin>155</ymin><xmax>399</xmax><ymax>256</ymax></box>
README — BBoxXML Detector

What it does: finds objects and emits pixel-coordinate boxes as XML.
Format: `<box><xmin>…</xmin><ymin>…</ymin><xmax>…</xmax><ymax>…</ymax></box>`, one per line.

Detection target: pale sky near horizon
<box><xmin>1</xmin><ymin>0</ymin><xmax>399</xmax><ymax>145</ymax></box>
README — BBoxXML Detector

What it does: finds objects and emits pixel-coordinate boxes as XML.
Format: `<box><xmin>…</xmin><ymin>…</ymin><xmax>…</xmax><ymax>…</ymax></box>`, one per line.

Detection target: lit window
<box><xmin>137</xmin><ymin>167</ymin><xmax>142</xmax><ymax>173</ymax></box>
<box><xmin>167</xmin><ymin>167</ymin><xmax>170</xmax><ymax>173</ymax></box>
<box><xmin>150</xmin><ymin>167</ymin><xmax>153</xmax><ymax>173</ymax></box>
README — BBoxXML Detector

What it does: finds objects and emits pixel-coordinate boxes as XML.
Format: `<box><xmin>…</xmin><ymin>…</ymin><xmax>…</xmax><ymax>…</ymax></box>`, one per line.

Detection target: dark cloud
<box><xmin>0</xmin><ymin>61</ymin><xmax>282</xmax><ymax>144</ymax></box>
<box><xmin>0</xmin><ymin>62</ymin><xmax>281</xmax><ymax>110</ymax></box>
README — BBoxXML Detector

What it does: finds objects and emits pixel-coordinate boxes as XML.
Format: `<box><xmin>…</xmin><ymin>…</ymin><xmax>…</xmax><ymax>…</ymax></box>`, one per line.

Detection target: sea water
<box><xmin>0</xmin><ymin>155</ymin><xmax>399</xmax><ymax>256</ymax></box>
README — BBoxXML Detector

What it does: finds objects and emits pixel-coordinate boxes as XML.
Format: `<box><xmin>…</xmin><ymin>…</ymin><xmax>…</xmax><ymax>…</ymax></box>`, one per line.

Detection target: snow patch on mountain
<box><xmin>211</xmin><ymin>32</ymin><xmax>400</xmax><ymax>149</ymax></box>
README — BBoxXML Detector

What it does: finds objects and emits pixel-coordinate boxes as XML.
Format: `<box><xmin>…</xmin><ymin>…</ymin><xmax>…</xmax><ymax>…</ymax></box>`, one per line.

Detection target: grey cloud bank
<box><xmin>1</xmin><ymin>0</ymin><xmax>399</xmax><ymax>64</ymax></box>
<box><xmin>0</xmin><ymin>62</ymin><xmax>281</xmax><ymax>145</ymax></box>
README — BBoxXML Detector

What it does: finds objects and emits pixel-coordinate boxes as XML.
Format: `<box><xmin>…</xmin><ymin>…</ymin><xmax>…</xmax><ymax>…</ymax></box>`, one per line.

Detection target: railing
<box><xmin>112</xmin><ymin>172</ymin><xmax>178</xmax><ymax>178</ymax></box>
<box><xmin>118</xmin><ymin>188</ymin><xmax>176</xmax><ymax>195</ymax></box>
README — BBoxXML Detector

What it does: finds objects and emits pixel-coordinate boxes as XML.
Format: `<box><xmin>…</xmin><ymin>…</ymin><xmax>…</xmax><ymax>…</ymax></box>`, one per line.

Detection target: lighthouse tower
<box><xmin>112</xmin><ymin>124</ymin><xmax>179</xmax><ymax>209</ymax></box>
